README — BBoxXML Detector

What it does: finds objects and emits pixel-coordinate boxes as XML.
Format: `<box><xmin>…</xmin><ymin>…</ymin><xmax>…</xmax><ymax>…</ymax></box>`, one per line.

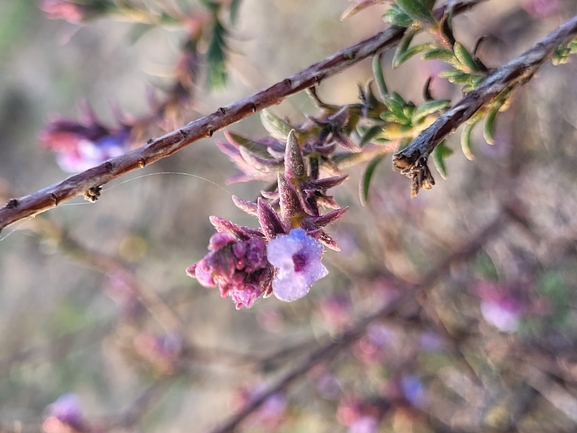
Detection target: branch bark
<box><xmin>0</xmin><ymin>0</ymin><xmax>487</xmax><ymax>232</ymax></box>
<box><xmin>393</xmin><ymin>14</ymin><xmax>577</xmax><ymax>196</ymax></box>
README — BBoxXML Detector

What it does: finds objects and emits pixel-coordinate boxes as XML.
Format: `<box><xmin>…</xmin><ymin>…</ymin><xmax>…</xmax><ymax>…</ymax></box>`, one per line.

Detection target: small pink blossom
<box><xmin>40</xmin><ymin>116</ymin><xmax>130</xmax><ymax>172</ymax></box>
<box><xmin>266</xmin><ymin>228</ymin><xmax>328</xmax><ymax>302</ymax></box>
<box><xmin>43</xmin><ymin>394</ymin><xmax>84</xmax><ymax>433</ymax></box>
<box><xmin>39</xmin><ymin>0</ymin><xmax>86</xmax><ymax>23</ymax></box>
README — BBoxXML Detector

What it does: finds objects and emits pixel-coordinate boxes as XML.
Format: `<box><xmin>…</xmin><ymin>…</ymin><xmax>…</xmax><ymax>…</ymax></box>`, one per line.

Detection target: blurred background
<box><xmin>2</xmin><ymin>0</ymin><xmax>577</xmax><ymax>431</ymax></box>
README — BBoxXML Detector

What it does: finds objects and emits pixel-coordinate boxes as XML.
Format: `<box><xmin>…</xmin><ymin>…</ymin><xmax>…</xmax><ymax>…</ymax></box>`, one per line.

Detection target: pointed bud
<box><xmin>312</xmin><ymin>207</ymin><xmax>348</xmax><ymax>228</ymax></box>
<box><xmin>327</xmin><ymin>106</ymin><xmax>350</xmax><ymax>126</ymax></box>
<box><xmin>315</xmin><ymin>195</ymin><xmax>340</xmax><ymax>209</ymax></box>
<box><xmin>239</xmin><ymin>147</ymin><xmax>283</xmax><ymax>173</ymax></box>
<box><xmin>232</xmin><ymin>195</ymin><xmax>258</xmax><ymax>216</ymax></box>
<box><xmin>209</xmin><ymin>216</ymin><xmax>263</xmax><ymax>240</ymax></box>
<box><xmin>285</xmin><ymin>130</ymin><xmax>306</xmax><ymax>179</ymax></box>
<box><xmin>318</xmin><ymin>231</ymin><xmax>341</xmax><ymax>251</ymax></box>
<box><xmin>278</xmin><ymin>174</ymin><xmax>305</xmax><ymax>219</ymax></box>
<box><xmin>257</xmin><ymin>198</ymin><xmax>287</xmax><ymax>241</ymax></box>
<box><xmin>307</xmin><ymin>174</ymin><xmax>348</xmax><ymax>190</ymax></box>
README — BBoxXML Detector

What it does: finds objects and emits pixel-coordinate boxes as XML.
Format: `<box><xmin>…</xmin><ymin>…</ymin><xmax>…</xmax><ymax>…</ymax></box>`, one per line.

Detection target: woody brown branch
<box><xmin>393</xmin><ymin>14</ymin><xmax>577</xmax><ymax>196</ymax></box>
<box><xmin>0</xmin><ymin>0</ymin><xmax>487</xmax><ymax>232</ymax></box>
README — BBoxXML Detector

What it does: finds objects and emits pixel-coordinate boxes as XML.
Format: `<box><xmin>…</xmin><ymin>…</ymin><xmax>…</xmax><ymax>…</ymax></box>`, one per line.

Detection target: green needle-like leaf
<box><xmin>230</xmin><ymin>0</ymin><xmax>243</xmax><ymax>24</ymax></box>
<box><xmin>206</xmin><ymin>18</ymin><xmax>228</xmax><ymax>89</ymax></box>
<box><xmin>483</xmin><ymin>106</ymin><xmax>500</xmax><ymax>145</ymax></box>
<box><xmin>382</xmin><ymin>4</ymin><xmax>413</xmax><ymax>27</ymax></box>
<box><xmin>360</xmin><ymin>156</ymin><xmax>385</xmax><ymax>206</ymax></box>
<box><xmin>359</xmin><ymin>125</ymin><xmax>386</xmax><ymax>147</ymax></box>
<box><xmin>260</xmin><ymin>110</ymin><xmax>293</xmax><ymax>140</ymax></box>
<box><xmin>412</xmin><ymin>99</ymin><xmax>450</xmax><ymax>124</ymax></box>
<box><xmin>431</xmin><ymin>140</ymin><xmax>453</xmax><ymax>179</ymax></box>
<box><xmin>453</xmin><ymin>42</ymin><xmax>478</xmax><ymax>73</ymax></box>
<box><xmin>461</xmin><ymin>119</ymin><xmax>481</xmax><ymax>161</ymax></box>
<box><xmin>393</xmin><ymin>42</ymin><xmax>437</xmax><ymax>68</ymax></box>
<box><xmin>395</xmin><ymin>0</ymin><xmax>436</xmax><ymax>28</ymax></box>
<box><xmin>372</xmin><ymin>55</ymin><xmax>388</xmax><ymax>100</ymax></box>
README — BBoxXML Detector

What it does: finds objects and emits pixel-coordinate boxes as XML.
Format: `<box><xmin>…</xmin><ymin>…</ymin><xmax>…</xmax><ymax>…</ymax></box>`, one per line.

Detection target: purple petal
<box><xmin>267</xmin><ymin>229</ymin><xmax>328</xmax><ymax>302</ymax></box>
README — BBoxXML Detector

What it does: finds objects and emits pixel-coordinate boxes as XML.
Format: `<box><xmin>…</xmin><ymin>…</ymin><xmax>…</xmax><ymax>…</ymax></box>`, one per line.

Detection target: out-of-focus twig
<box><xmin>522</xmin><ymin>364</ymin><xmax>577</xmax><ymax>424</ymax></box>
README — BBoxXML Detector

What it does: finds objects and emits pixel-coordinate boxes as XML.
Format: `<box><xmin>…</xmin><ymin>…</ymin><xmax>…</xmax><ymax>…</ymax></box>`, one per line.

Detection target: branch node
<box><xmin>6</xmin><ymin>199</ymin><xmax>18</xmax><ymax>209</ymax></box>
<box><xmin>104</xmin><ymin>161</ymin><xmax>114</xmax><ymax>173</ymax></box>
<box><xmin>251</xmin><ymin>103</ymin><xmax>257</xmax><ymax>113</ymax></box>
<box><xmin>208</xmin><ymin>129</ymin><xmax>214</xmax><ymax>138</ymax></box>
<box><xmin>179</xmin><ymin>129</ymin><xmax>189</xmax><ymax>140</ymax></box>
<box><xmin>218</xmin><ymin>107</ymin><xmax>226</xmax><ymax>115</ymax></box>
<box><xmin>84</xmin><ymin>186</ymin><xmax>102</xmax><ymax>203</ymax></box>
<box><xmin>138</xmin><ymin>158</ymin><xmax>147</xmax><ymax>169</ymax></box>
<box><xmin>283</xmin><ymin>78</ymin><xmax>292</xmax><ymax>87</ymax></box>
<box><xmin>51</xmin><ymin>193</ymin><xmax>59</xmax><ymax>206</ymax></box>
<box><xmin>146</xmin><ymin>138</ymin><xmax>154</xmax><ymax>145</ymax></box>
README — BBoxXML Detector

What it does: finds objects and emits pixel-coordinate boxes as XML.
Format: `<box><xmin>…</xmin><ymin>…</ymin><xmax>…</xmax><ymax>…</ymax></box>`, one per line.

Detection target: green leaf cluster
<box><xmin>358</xmin><ymin>59</ymin><xmax>450</xmax><ymax>203</ymax></box>
<box><xmin>383</xmin><ymin>0</ymin><xmax>436</xmax><ymax>29</ymax></box>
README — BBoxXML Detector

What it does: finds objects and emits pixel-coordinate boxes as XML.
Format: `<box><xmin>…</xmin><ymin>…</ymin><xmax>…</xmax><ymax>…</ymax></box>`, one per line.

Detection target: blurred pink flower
<box><xmin>134</xmin><ymin>332</ymin><xmax>182</xmax><ymax>374</ymax></box>
<box><xmin>523</xmin><ymin>0</ymin><xmax>560</xmax><ymax>17</ymax></box>
<box><xmin>39</xmin><ymin>0</ymin><xmax>86</xmax><ymax>23</ymax></box>
<box><xmin>39</xmin><ymin>0</ymin><xmax>113</xmax><ymax>23</ymax></box>
<box><xmin>349</xmin><ymin>416</ymin><xmax>379</xmax><ymax>433</ymax></box>
<box><xmin>480</xmin><ymin>300</ymin><xmax>520</xmax><ymax>332</ymax></box>
<box><xmin>475</xmin><ymin>280</ymin><xmax>523</xmax><ymax>332</ymax></box>
<box><xmin>40</xmin><ymin>115</ymin><xmax>131</xmax><ymax>172</ymax></box>
<box><xmin>43</xmin><ymin>394</ymin><xmax>84</xmax><ymax>433</ymax></box>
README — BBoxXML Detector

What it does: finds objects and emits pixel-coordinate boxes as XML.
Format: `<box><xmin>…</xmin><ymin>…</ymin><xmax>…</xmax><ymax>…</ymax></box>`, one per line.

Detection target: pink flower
<box><xmin>39</xmin><ymin>0</ymin><xmax>86</xmax><ymax>23</ymax></box>
<box><xmin>43</xmin><ymin>394</ymin><xmax>84</xmax><ymax>433</ymax></box>
<box><xmin>187</xmin><ymin>231</ymin><xmax>274</xmax><ymax>309</ymax></box>
<box><xmin>40</xmin><ymin>116</ymin><xmax>130</xmax><ymax>172</ymax></box>
<box><xmin>266</xmin><ymin>228</ymin><xmax>328</xmax><ymax>302</ymax></box>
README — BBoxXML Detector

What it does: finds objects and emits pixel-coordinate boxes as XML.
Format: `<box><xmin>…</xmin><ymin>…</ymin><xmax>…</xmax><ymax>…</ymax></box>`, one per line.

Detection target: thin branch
<box><xmin>0</xmin><ymin>0</ymin><xmax>487</xmax><ymax>232</ymax></box>
<box><xmin>393</xmin><ymin>14</ymin><xmax>577</xmax><ymax>195</ymax></box>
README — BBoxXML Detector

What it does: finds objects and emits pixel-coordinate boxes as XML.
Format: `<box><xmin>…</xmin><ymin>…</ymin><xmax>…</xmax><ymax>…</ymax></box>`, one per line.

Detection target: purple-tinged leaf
<box><xmin>257</xmin><ymin>198</ymin><xmax>287</xmax><ymax>241</ymax></box>
<box><xmin>232</xmin><ymin>195</ymin><xmax>258</xmax><ymax>216</ymax></box>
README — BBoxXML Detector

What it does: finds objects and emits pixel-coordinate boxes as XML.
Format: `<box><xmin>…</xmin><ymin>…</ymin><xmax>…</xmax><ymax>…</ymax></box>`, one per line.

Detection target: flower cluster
<box><xmin>40</xmin><ymin>105</ymin><xmax>132</xmax><ymax>172</ymax></box>
<box><xmin>187</xmin><ymin>130</ymin><xmax>348</xmax><ymax>308</ymax></box>
<box><xmin>187</xmin><ymin>230</ymin><xmax>274</xmax><ymax>309</ymax></box>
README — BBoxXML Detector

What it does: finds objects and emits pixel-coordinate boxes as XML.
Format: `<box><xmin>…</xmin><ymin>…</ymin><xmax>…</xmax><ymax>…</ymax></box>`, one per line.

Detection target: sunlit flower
<box><xmin>266</xmin><ymin>228</ymin><xmax>328</xmax><ymax>302</ymax></box>
<box><xmin>43</xmin><ymin>394</ymin><xmax>84</xmax><ymax>433</ymax></box>
<box><xmin>480</xmin><ymin>300</ymin><xmax>520</xmax><ymax>333</ymax></box>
